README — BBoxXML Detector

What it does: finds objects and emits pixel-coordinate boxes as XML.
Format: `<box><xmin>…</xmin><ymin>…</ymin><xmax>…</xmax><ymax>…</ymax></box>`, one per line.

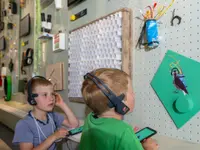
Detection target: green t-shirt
<box><xmin>79</xmin><ymin>113</ymin><xmax>144</xmax><ymax>150</ymax></box>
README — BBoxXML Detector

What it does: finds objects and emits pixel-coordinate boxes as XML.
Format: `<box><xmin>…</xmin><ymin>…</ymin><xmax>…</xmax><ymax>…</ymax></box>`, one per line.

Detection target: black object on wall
<box><xmin>23</xmin><ymin>48</ymin><xmax>34</xmax><ymax>66</ymax></box>
<box><xmin>71</xmin><ymin>8</ymin><xmax>87</xmax><ymax>21</ymax></box>
<box><xmin>0</xmin><ymin>36</ymin><xmax>6</xmax><ymax>50</ymax></box>
<box><xmin>18</xmin><ymin>78</ymin><xmax>27</xmax><ymax>93</ymax></box>
<box><xmin>68</xmin><ymin>0</ymin><xmax>86</xmax><ymax>7</ymax></box>
<box><xmin>7</xmin><ymin>23</ymin><xmax>13</xmax><ymax>29</ymax></box>
<box><xmin>9</xmin><ymin>59</ymin><xmax>14</xmax><ymax>72</ymax></box>
<box><xmin>9</xmin><ymin>2</ymin><xmax>17</xmax><ymax>14</ymax></box>
<box><xmin>0</xmin><ymin>1</ymin><xmax>4</xmax><ymax>32</ymax></box>
<box><xmin>20</xmin><ymin>13</ymin><xmax>31</xmax><ymax>37</ymax></box>
<box><xmin>0</xmin><ymin>21</ymin><xmax>4</xmax><ymax>31</ymax></box>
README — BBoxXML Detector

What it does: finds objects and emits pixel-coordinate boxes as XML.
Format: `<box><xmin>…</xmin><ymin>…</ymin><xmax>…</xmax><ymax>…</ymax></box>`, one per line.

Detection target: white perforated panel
<box><xmin>68</xmin><ymin>12</ymin><xmax>123</xmax><ymax>98</ymax></box>
<box><xmin>106</xmin><ymin>0</ymin><xmax>200</xmax><ymax>144</ymax></box>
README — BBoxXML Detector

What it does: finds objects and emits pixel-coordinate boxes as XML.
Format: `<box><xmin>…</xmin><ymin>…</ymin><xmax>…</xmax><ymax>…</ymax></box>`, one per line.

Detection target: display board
<box><xmin>124</xmin><ymin>0</ymin><xmax>200</xmax><ymax>144</ymax></box>
<box><xmin>68</xmin><ymin>8</ymin><xmax>132</xmax><ymax>103</ymax></box>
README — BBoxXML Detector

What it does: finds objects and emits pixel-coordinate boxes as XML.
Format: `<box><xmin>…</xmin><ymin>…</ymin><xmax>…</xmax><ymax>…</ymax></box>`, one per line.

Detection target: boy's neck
<box><xmin>32</xmin><ymin>108</ymin><xmax>47</xmax><ymax>121</ymax></box>
<box><xmin>99</xmin><ymin>110</ymin><xmax>123</xmax><ymax>120</ymax></box>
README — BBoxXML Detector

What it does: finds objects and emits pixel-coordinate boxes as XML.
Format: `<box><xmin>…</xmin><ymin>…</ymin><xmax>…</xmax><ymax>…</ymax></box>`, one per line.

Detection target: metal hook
<box><xmin>171</xmin><ymin>9</ymin><xmax>182</xmax><ymax>26</ymax></box>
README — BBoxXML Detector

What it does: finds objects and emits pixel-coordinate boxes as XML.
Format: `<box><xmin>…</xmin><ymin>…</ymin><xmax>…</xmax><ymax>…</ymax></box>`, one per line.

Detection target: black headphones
<box><xmin>84</xmin><ymin>73</ymin><xmax>130</xmax><ymax>115</ymax></box>
<box><xmin>9</xmin><ymin>2</ymin><xmax>17</xmax><ymax>14</ymax></box>
<box><xmin>27</xmin><ymin>76</ymin><xmax>47</xmax><ymax>105</ymax></box>
<box><xmin>24</xmin><ymin>48</ymin><xmax>33</xmax><ymax>66</ymax></box>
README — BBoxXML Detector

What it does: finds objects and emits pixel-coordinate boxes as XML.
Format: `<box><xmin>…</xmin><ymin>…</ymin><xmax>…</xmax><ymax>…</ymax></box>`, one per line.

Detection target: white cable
<box><xmin>48</xmin><ymin>114</ymin><xmax>62</xmax><ymax>142</ymax></box>
<box><xmin>32</xmin><ymin>113</ymin><xmax>41</xmax><ymax>143</ymax></box>
<box><xmin>31</xmin><ymin>112</ymin><xmax>55</xmax><ymax>144</ymax></box>
<box><xmin>48</xmin><ymin>114</ymin><xmax>56</xmax><ymax>130</ymax></box>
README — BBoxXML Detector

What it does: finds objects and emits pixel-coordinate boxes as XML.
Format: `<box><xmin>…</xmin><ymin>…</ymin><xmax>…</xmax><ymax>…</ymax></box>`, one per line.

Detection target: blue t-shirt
<box><xmin>13</xmin><ymin>111</ymin><xmax>64</xmax><ymax>150</ymax></box>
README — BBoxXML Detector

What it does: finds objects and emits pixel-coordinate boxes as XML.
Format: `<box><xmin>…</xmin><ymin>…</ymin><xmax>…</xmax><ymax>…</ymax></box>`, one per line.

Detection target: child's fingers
<box><xmin>141</xmin><ymin>138</ymin><xmax>147</xmax><ymax>143</ymax></box>
<box><xmin>54</xmin><ymin>92</ymin><xmax>61</xmax><ymax>98</ymax></box>
<box><xmin>53</xmin><ymin>92</ymin><xmax>58</xmax><ymax>96</ymax></box>
<box><xmin>62</xmin><ymin>131</ymin><xmax>69</xmax><ymax>137</ymax></box>
<box><xmin>60</xmin><ymin>128</ymin><xmax>69</xmax><ymax>134</ymax></box>
<box><xmin>57</xmin><ymin>130</ymin><xmax>69</xmax><ymax>138</ymax></box>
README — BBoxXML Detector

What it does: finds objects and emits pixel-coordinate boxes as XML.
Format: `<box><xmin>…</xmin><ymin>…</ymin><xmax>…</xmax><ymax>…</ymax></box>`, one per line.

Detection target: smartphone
<box><xmin>68</xmin><ymin>126</ymin><xmax>84</xmax><ymax>136</ymax></box>
<box><xmin>135</xmin><ymin>127</ymin><xmax>157</xmax><ymax>142</ymax></box>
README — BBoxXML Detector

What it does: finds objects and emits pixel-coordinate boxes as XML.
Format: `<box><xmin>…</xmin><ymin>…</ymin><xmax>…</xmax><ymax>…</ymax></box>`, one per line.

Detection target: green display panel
<box><xmin>151</xmin><ymin>50</ymin><xmax>200</xmax><ymax>128</ymax></box>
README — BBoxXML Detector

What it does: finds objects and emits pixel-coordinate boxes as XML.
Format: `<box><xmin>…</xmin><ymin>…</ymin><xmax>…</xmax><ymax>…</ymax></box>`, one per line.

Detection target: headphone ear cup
<box><xmin>28</xmin><ymin>97</ymin><xmax>37</xmax><ymax>105</ymax></box>
<box><xmin>30</xmin><ymin>98</ymin><xmax>37</xmax><ymax>105</ymax></box>
<box><xmin>115</xmin><ymin>102</ymin><xmax>130</xmax><ymax>115</ymax></box>
<box><xmin>24</xmin><ymin>48</ymin><xmax>33</xmax><ymax>66</ymax></box>
<box><xmin>27</xmin><ymin>58</ymin><xmax>32</xmax><ymax>65</ymax></box>
<box><xmin>27</xmin><ymin>76</ymin><xmax>44</xmax><ymax>106</ymax></box>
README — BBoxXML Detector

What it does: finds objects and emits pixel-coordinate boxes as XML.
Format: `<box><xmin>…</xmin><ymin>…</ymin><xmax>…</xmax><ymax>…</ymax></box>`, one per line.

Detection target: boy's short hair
<box><xmin>81</xmin><ymin>68</ymin><xmax>129</xmax><ymax>115</ymax></box>
<box><xmin>25</xmin><ymin>77</ymin><xmax>52</xmax><ymax>93</ymax></box>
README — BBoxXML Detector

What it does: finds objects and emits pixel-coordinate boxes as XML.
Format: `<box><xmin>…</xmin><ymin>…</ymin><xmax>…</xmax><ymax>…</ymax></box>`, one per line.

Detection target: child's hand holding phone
<box><xmin>68</xmin><ymin>126</ymin><xmax>83</xmax><ymax>136</ymax></box>
<box><xmin>142</xmin><ymin>138</ymin><xmax>159</xmax><ymax>150</ymax></box>
<box><xmin>53</xmin><ymin>128</ymin><xmax>69</xmax><ymax>140</ymax></box>
<box><xmin>135</xmin><ymin>127</ymin><xmax>157</xmax><ymax>142</ymax></box>
<box><xmin>135</xmin><ymin>127</ymin><xmax>158</xmax><ymax>150</ymax></box>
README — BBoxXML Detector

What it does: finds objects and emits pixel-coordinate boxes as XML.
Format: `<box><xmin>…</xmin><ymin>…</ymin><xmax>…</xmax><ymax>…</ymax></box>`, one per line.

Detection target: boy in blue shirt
<box><xmin>13</xmin><ymin>76</ymin><xmax>79</xmax><ymax>150</ymax></box>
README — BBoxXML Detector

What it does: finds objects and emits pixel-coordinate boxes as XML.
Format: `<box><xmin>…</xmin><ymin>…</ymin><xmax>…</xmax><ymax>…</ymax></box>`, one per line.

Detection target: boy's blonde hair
<box><xmin>25</xmin><ymin>77</ymin><xmax>52</xmax><ymax>93</ymax></box>
<box><xmin>81</xmin><ymin>68</ymin><xmax>129</xmax><ymax>115</ymax></box>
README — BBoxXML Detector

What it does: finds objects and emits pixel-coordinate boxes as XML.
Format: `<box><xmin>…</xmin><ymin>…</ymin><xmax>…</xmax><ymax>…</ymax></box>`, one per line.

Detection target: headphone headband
<box><xmin>26</xmin><ymin>48</ymin><xmax>33</xmax><ymax>56</ymax></box>
<box><xmin>84</xmin><ymin>73</ymin><xmax>130</xmax><ymax>115</ymax></box>
<box><xmin>84</xmin><ymin>73</ymin><xmax>119</xmax><ymax>103</ymax></box>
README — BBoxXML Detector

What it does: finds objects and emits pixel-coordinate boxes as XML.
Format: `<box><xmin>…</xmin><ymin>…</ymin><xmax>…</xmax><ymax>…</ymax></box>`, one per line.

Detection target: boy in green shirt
<box><xmin>79</xmin><ymin>68</ymin><xmax>158</xmax><ymax>150</ymax></box>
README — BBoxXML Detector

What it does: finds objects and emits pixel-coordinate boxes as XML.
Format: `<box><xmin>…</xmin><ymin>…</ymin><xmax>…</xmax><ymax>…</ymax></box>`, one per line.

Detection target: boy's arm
<box><xmin>19</xmin><ymin>135</ymin><xmax>55</xmax><ymax>150</ymax></box>
<box><xmin>59</xmin><ymin>103</ymin><xmax>79</xmax><ymax>128</ymax></box>
<box><xmin>55</xmin><ymin>93</ymin><xmax>79</xmax><ymax>128</ymax></box>
<box><xmin>19</xmin><ymin>128</ymin><xmax>68</xmax><ymax>150</ymax></box>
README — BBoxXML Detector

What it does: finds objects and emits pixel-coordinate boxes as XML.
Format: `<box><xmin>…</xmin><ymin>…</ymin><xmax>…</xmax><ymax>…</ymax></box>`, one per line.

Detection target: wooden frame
<box><xmin>46</xmin><ymin>62</ymin><xmax>64</xmax><ymax>91</ymax></box>
<box><xmin>69</xmin><ymin>8</ymin><xmax>133</xmax><ymax>103</ymax></box>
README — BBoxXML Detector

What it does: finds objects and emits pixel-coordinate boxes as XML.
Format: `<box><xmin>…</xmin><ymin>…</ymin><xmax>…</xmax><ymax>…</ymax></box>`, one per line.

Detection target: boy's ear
<box><xmin>121</xmin><ymin>93</ymin><xmax>127</xmax><ymax>102</ymax></box>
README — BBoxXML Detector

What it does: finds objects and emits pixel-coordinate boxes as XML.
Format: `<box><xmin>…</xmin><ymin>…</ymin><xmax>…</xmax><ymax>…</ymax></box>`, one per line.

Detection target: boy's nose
<box><xmin>48</xmin><ymin>95</ymin><xmax>55</xmax><ymax>101</ymax></box>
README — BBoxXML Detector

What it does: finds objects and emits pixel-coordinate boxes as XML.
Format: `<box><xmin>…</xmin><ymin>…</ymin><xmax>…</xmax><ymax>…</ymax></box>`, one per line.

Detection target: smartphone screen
<box><xmin>135</xmin><ymin>127</ymin><xmax>157</xmax><ymax>142</ymax></box>
<box><xmin>68</xmin><ymin>126</ymin><xmax>83</xmax><ymax>136</ymax></box>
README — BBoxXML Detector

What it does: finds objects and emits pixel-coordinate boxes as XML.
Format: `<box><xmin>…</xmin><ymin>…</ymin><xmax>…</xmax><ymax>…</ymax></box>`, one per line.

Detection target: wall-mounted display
<box><xmin>46</xmin><ymin>62</ymin><xmax>64</xmax><ymax>91</ymax></box>
<box><xmin>68</xmin><ymin>8</ymin><xmax>132</xmax><ymax>103</ymax></box>
<box><xmin>20</xmin><ymin>13</ymin><xmax>31</xmax><ymax>37</ymax></box>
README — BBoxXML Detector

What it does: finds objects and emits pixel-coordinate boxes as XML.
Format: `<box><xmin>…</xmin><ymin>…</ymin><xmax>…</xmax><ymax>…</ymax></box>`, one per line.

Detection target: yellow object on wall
<box><xmin>70</xmin><ymin>15</ymin><xmax>76</xmax><ymax>21</ymax></box>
